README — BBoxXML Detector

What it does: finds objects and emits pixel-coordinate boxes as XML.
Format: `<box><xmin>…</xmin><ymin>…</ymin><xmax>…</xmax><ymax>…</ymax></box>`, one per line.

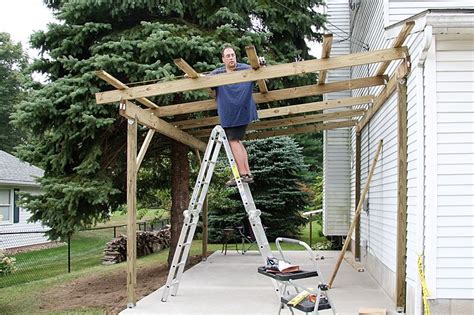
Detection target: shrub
<box><xmin>0</xmin><ymin>249</ymin><xmax>17</xmax><ymax>276</ymax></box>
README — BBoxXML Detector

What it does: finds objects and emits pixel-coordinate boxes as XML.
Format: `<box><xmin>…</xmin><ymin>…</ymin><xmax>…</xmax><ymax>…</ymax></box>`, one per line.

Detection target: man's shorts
<box><xmin>224</xmin><ymin>124</ymin><xmax>248</xmax><ymax>141</ymax></box>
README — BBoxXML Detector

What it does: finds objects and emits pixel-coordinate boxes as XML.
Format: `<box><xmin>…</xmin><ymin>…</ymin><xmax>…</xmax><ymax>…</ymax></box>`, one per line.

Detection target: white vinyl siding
<box><xmin>323</xmin><ymin>0</ymin><xmax>352</xmax><ymax>236</ymax></box>
<box><xmin>347</xmin><ymin>0</ymin><xmax>427</xmax><ymax>304</ymax></box>
<box><xmin>387</xmin><ymin>0</ymin><xmax>474</xmax><ymax>26</ymax></box>
<box><xmin>0</xmin><ymin>187</ymin><xmax>48</xmax><ymax>249</ymax></box>
<box><xmin>434</xmin><ymin>35</ymin><xmax>474</xmax><ymax>299</ymax></box>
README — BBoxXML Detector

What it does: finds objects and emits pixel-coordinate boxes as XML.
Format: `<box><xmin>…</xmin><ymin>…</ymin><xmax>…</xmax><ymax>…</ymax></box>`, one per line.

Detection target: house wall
<box><xmin>345</xmin><ymin>0</ymin><xmax>433</xmax><ymax>312</ymax></box>
<box><xmin>431</xmin><ymin>33</ymin><xmax>474</xmax><ymax>300</ymax></box>
<box><xmin>323</xmin><ymin>0</ymin><xmax>352</xmax><ymax>236</ymax></box>
<box><xmin>0</xmin><ymin>186</ymin><xmax>48</xmax><ymax>250</ymax></box>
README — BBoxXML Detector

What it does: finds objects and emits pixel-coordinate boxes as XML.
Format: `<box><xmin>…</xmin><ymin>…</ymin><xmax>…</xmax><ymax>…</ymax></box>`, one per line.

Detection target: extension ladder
<box><xmin>161</xmin><ymin>125</ymin><xmax>275</xmax><ymax>302</ymax></box>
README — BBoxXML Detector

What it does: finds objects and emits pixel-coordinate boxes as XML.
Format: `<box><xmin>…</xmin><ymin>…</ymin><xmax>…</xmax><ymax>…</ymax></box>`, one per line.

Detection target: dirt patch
<box><xmin>40</xmin><ymin>253</ymin><xmax>211</xmax><ymax>314</ymax></box>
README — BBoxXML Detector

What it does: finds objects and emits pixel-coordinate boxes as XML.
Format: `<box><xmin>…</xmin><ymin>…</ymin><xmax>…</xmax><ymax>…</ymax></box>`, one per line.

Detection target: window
<box><xmin>0</xmin><ymin>189</ymin><xmax>12</xmax><ymax>224</ymax></box>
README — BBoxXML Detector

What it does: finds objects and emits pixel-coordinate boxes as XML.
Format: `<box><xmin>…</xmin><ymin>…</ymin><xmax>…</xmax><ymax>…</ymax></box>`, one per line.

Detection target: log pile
<box><xmin>102</xmin><ymin>226</ymin><xmax>171</xmax><ymax>265</ymax></box>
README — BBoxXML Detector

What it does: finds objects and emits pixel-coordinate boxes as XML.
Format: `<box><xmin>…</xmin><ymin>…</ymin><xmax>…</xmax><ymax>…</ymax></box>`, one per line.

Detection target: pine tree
<box><xmin>0</xmin><ymin>33</ymin><xmax>29</xmax><ymax>153</ymax></box>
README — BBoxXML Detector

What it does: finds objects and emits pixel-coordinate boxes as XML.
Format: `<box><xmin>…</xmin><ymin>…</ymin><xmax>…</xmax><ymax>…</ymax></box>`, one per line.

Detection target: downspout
<box><xmin>415</xmin><ymin>24</ymin><xmax>432</xmax><ymax>315</ymax></box>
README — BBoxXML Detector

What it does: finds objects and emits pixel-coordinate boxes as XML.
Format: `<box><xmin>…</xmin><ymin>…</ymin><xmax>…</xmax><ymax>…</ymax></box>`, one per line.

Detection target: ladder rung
<box><xmin>182</xmin><ymin>242</ymin><xmax>192</xmax><ymax>247</ymax></box>
<box><xmin>176</xmin><ymin>261</ymin><xmax>185</xmax><ymax>267</ymax></box>
<box><xmin>171</xmin><ymin>280</ymin><xmax>179</xmax><ymax>287</ymax></box>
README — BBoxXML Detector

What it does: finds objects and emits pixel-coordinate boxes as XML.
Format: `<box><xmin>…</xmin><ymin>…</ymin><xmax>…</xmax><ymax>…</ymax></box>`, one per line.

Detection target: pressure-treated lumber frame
<box><xmin>155</xmin><ymin>75</ymin><xmax>385</xmax><ymax>117</ymax></box>
<box><xmin>318</xmin><ymin>34</ymin><xmax>333</xmax><ymax>84</ymax></box>
<box><xmin>245</xmin><ymin>45</ymin><xmax>268</xmax><ymax>93</ymax></box>
<box><xmin>93</xmin><ymin>24</ymin><xmax>413</xmax><ymax>308</ymax></box>
<box><xmin>95</xmin><ymin>47</ymin><xmax>408</xmax><ymax>104</ymax></box>
<box><xmin>173</xmin><ymin>95</ymin><xmax>373</xmax><ymax>130</ymax></box>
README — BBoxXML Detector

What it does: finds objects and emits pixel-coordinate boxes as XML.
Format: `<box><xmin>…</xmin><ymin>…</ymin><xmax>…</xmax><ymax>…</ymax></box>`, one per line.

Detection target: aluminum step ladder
<box><xmin>161</xmin><ymin>125</ymin><xmax>276</xmax><ymax>302</ymax></box>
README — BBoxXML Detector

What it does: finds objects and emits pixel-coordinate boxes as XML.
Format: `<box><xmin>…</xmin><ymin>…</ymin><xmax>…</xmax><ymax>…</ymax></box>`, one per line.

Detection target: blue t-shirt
<box><xmin>210</xmin><ymin>63</ymin><xmax>259</xmax><ymax>128</ymax></box>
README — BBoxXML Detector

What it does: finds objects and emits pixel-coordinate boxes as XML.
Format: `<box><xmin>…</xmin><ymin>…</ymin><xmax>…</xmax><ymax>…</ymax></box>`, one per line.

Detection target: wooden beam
<box><xmin>189</xmin><ymin>109</ymin><xmax>366</xmax><ymax>138</ymax></box>
<box><xmin>95</xmin><ymin>47</ymin><xmax>408</xmax><ymax>104</ymax></box>
<box><xmin>246</xmin><ymin>120</ymin><xmax>357</xmax><ymax>140</ymax></box>
<box><xmin>375</xmin><ymin>22</ymin><xmax>414</xmax><ymax>76</ymax></box>
<box><xmin>329</xmin><ymin>140</ymin><xmax>383</xmax><ymax>288</ymax></box>
<box><xmin>156</xmin><ymin>75</ymin><xmax>385</xmax><ymax>117</ymax></box>
<box><xmin>120</xmin><ymin>100</ymin><xmax>206</xmax><ymax>152</ymax></box>
<box><xmin>355</xmin><ymin>131</ymin><xmax>361</xmax><ymax>261</ymax></box>
<box><xmin>318</xmin><ymin>34</ymin><xmax>333</xmax><ymax>84</ymax></box>
<box><xmin>245</xmin><ymin>45</ymin><xmax>268</xmax><ymax>93</ymax></box>
<box><xmin>136</xmin><ymin>129</ymin><xmax>155</xmax><ymax>170</ymax></box>
<box><xmin>174</xmin><ymin>58</ymin><xmax>200</xmax><ymax>78</ymax></box>
<box><xmin>357</xmin><ymin>62</ymin><xmax>410</xmax><ymax>131</ymax></box>
<box><xmin>175</xmin><ymin>95</ymin><xmax>373</xmax><ymax>130</ymax></box>
<box><xmin>396</xmin><ymin>78</ymin><xmax>408</xmax><ymax>311</ymax></box>
<box><xmin>126</xmin><ymin>117</ymin><xmax>138</xmax><ymax>307</ymax></box>
<box><xmin>95</xmin><ymin>70</ymin><xmax>160</xmax><ymax>110</ymax></box>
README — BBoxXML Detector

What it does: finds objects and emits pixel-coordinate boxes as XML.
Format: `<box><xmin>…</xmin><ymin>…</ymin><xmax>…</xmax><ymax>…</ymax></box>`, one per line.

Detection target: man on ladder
<box><xmin>210</xmin><ymin>44</ymin><xmax>258</xmax><ymax>186</ymax></box>
<box><xmin>161</xmin><ymin>45</ymin><xmax>275</xmax><ymax>303</ymax></box>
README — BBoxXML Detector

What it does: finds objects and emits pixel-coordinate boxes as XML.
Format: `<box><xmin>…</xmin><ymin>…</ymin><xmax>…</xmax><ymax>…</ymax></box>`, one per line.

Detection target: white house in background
<box><xmin>0</xmin><ymin>150</ymin><xmax>48</xmax><ymax>249</ymax></box>
<box><xmin>323</xmin><ymin>1</ymin><xmax>474</xmax><ymax>314</ymax></box>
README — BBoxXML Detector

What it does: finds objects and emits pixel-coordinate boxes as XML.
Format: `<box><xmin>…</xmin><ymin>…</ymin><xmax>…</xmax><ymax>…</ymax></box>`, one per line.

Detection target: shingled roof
<box><xmin>0</xmin><ymin>150</ymin><xmax>43</xmax><ymax>186</ymax></box>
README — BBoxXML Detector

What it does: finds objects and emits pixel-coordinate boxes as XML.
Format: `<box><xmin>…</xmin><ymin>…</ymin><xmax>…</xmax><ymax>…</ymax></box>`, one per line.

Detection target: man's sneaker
<box><xmin>241</xmin><ymin>174</ymin><xmax>254</xmax><ymax>184</ymax></box>
<box><xmin>225</xmin><ymin>178</ymin><xmax>237</xmax><ymax>187</ymax></box>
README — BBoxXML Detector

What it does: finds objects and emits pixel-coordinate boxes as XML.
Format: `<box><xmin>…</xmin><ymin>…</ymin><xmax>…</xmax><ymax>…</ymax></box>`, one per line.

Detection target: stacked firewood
<box><xmin>102</xmin><ymin>226</ymin><xmax>171</xmax><ymax>264</ymax></box>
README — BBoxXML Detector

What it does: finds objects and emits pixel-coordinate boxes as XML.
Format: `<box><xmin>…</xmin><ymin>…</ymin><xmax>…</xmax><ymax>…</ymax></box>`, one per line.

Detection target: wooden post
<box><xmin>126</xmin><ymin>117</ymin><xmax>138</xmax><ymax>307</ymax></box>
<box><xmin>396</xmin><ymin>78</ymin><xmax>408</xmax><ymax>312</ymax></box>
<box><xmin>195</xmin><ymin>149</ymin><xmax>208</xmax><ymax>260</ymax></box>
<box><xmin>355</xmin><ymin>131</ymin><xmax>361</xmax><ymax>261</ymax></box>
<box><xmin>328</xmin><ymin>140</ymin><xmax>383</xmax><ymax>288</ymax></box>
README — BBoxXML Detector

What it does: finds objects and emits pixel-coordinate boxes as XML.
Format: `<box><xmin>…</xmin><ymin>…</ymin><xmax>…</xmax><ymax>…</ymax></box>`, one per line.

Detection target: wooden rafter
<box><xmin>174</xmin><ymin>58</ymin><xmax>200</xmax><ymax>78</ymax></box>
<box><xmin>246</xmin><ymin>120</ymin><xmax>357</xmax><ymax>140</ymax></box>
<box><xmin>156</xmin><ymin>75</ymin><xmax>385</xmax><ymax>117</ymax></box>
<box><xmin>95</xmin><ymin>47</ymin><xmax>408</xmax><ymax>104</ymax></box>
<box><xmin>245</xmin><ymin>45</ymin><xmax>268</xmax><ymax>93</ymax></box>
<box><xmin>120</xmin><ymin>100</ymin><xmax>207</xmax><ymax>152</ymax></box>
<box><xmin>95</xmin><ymin>70</ymin><xmax>160</xmax><ymax>109</ymax></box>
<box><xmin>189</xmin><ymin>109</ymin><xmax>366</xmax><ymax>138</ymax></box>
<box><xmin>318</xmin><ymin>34</ymin><xmax>333</xmax><ymax>84</ymax></box>
<box><xmin>375</xmin><ymin>21</ymin><xmax>414</xmax><ymax>76</ymax></box>
<box><xmin>174</xmin><ymin>95</ymin><xmax>373</xmax><ymax>130</ymax></box>
<box><xmin>357</xmin><ymin>61</ymin><xmax>410</xmax><ymax>131</ymax></box>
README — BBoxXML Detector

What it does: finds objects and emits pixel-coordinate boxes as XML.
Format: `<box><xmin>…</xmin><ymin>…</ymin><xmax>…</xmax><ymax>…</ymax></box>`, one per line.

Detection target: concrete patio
<box><xmin>121</xmin><ymin>250</ymin><xmax>396</xmax><ymax>315</ymax></box>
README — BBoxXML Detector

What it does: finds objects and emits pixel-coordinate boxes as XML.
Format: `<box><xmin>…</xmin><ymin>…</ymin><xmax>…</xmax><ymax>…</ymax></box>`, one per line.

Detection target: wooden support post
<box><xmin>396</xmin><ymin>77</ymin><xmax>408</xmax><ymax>312</ymax></box>
<box><xmin>355</xmin><ymin>131</ymin><xmax>361</xmax><ymax>261</ymax></box>
<box><xmin>126</xmin><ymin>117</ymin><xmax>138</xmax><ymax>307</ymax></box>
<box><xmin>245</xmin><ymin>45</ymin><xmax>268</xmax><ymax>93</ymax></box>
<box><xmin>328</xmin><ymin>140</ymin><xmax>383</xmax><ymax>288</ymax></box>
<box><xmin>194</xmin><ymin>149</ymin><xmax>208</xmax><ymax>261</ymax></box>
<box><xmin>318</xmin><ymin>34</ymin><xmax>333</xmax><ymax>84</ymax></box>
<box><xmin>136</xmin><ymin>129</ymin><xmax>155</xmax><ymax>170</ymax></box>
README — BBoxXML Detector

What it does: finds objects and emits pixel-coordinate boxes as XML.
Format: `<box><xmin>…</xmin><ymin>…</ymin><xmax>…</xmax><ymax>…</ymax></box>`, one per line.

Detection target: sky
<box><xmin>0</xmin><ymin>0</ymin><xmax>56</xmax><ymax>59</ymax></box>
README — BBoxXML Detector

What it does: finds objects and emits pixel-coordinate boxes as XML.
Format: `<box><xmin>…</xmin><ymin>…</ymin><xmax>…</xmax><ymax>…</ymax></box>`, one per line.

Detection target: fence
<box><xmin>0</xmin><ymin>218</ymin><xmax>169</xmax><ymax>288</ymax></box>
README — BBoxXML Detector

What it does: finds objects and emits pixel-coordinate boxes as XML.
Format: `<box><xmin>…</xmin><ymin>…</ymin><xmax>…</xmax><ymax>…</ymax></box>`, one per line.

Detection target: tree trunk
<box><xmin>168</xmin><ymin>139</ymin><xmax>190</xmax><ymax>267</ymax></box>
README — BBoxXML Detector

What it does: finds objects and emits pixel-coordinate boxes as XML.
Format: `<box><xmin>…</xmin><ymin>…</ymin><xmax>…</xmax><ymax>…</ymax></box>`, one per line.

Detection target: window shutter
<box><xmin>13</xmin><ymin>189</ymin><xmax>20</xmax><ymax>223</ymax></box>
